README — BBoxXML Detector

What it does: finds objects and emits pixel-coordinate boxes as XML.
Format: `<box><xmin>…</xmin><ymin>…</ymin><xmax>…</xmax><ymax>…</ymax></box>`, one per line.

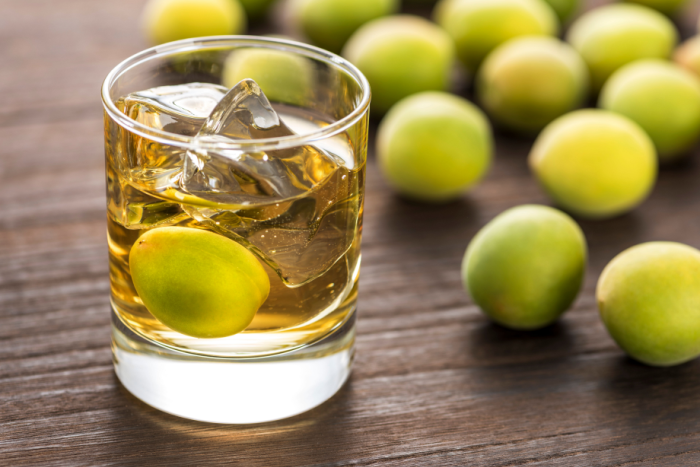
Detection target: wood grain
<box><xmin>3</xmin><ymin>0</ymin><xmax>700</xmax><ymax>465</ymax></box>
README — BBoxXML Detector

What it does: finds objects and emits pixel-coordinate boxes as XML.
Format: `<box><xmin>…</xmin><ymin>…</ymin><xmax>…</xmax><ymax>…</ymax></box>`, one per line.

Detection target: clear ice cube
<box><xmin>114</xmin><ymin>83</ymin><xmax>231</xmax><ymax>188</ymax></box>
<box><xmin>181</xmin><ymin>79</ymin><xmax>338</xmax><ymax>206</ymax></box>
<box><xmin>119</xmin><ymin>83</ymin><xmax>228</xmax><ymax>135</ymax></box>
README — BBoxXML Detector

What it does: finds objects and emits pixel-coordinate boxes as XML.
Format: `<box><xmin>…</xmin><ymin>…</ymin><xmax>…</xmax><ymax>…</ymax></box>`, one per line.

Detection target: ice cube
<box><xmin>181</xmin><ymin>79</ymin><xmax>338</xmax><ymax>206</ymax></box>
<box><xmin>114</xmin><ymin>83</ymin><xmax>231</xmax><ymax>188</ymax></box>
<box><xmin>118</xmin><ymin>83</ymin><xmax>229</xmax><ymax>135</ymax></box>
<box><xmin>199</xmin><ymin>78</ymin><xmax>293</xmax><ymax>139</ymax></box>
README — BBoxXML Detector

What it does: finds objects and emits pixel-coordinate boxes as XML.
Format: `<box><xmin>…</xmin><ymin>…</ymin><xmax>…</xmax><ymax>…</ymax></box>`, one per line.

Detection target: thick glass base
<box><xmin>112</xmin><ymin>310</ymin><xmax>355</xmax><ymax>424</ymax></box>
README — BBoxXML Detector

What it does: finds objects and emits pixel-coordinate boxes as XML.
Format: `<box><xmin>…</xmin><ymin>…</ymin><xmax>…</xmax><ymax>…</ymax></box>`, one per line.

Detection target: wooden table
<box><xmin>4</xmin><ymin>0</ymin><xmax>700</xmax><ymax>465</ymax></box>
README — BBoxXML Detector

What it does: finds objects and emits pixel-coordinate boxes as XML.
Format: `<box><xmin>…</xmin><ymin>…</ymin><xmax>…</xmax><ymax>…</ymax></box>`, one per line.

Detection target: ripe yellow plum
<box><xmin>567</xmin><ymin>4</ymin><xmax>677</xmax><ymax>91</ymax></box>
<box><xmin>222</xmin><ymin>48</ymin><xmax>314</xmax><ymax>106</ymax></box>
<box><xmin>600</xmin><ymin>60</ymin><xmax>700</xmax><ymax>162</ymax></box>
<box><xmin>477</xmin><ymin>36</ymin><xmax>588</xmax><ymax>134</ymax></box>
<box><xmin>462</xmin><ymin>205</ymin><xmax>587</xmax><ymax>330</ymax></box>
<box><xmin>343</xmin><ymin>15</ymin><xmax>455</xmax><ymax>114</ymax></box>
<box><xmin>129</xmin><ymin>227</ymin><xmax>270</xmax><ymax>339</ymax></box>
<box><xmin>297</xmin><ymin>0</ymin><xmax>398</xmax><ymax>53</ymax></box>
<box><xmin>377</xmin><ymin>92</ymin><xmax>492</xmax><ymax>202</ymax></box>
<box><xmin>141</xmin><ymin>0</ymin><xmax>246</xmax><ymax>45</ymax></box>
<box><xmin>597</xmin><ymin>242</ymin><xmax>700</xmax><ymax>367</ymax></box>
<box><xmin>529</xmin><ymin>110</ymin><xmax>657</xmax><ymax>219</ymax></box>
<box><xmin>434</xmin><ymin>0</ymin><xmax>559</xmax><ymax>72</ymax></box>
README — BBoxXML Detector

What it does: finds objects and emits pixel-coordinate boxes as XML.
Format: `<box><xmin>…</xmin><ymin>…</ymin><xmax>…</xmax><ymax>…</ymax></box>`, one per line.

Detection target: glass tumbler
<box><xmin>101</xmin><ymin>37</ymin><xmax>370</xmax><ymax>423</ymax></box>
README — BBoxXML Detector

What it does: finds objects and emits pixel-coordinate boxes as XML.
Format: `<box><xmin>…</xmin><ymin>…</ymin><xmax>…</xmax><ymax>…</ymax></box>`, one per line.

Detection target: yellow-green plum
<box><xmin>674</xmin><ymin>36</ymin><xmax>700</xmax><ymax>79</ymax></box>
<box><xmin>129</xmin><ymin>227</ymin><xmax>270</xmax><ymax>339</ymax></box>
<box><xmin>298</xmin><ymin>0</ymin><xmax>398</xmax><ymax>53</ymax></box>
<box><xmin>462</xmin><ymin>205</ymin><xmax>587</xmax><ymax>330</ymax></box>
<box><xmin>567</xmin><ymin>4</ymin><xmax>677</xmax><ymax>92</ymax></box>
<box><xmin>141</xmin><ymin>0</ymin><xmax>246</xmax><ymax>45</ymax></box>
<box><xmin>222</xmin><ymin>48</ymin><xmax>313</xmax><ymax>106</ymax></box>
<box><xmin>597</xmin><ymin>242</ymin><xmax>700</xmax><ymax>367</ymax></box>
<box><xmin>434</xmin><ymin>0</ymin><xmax>559</xmax><ymax>73</ymax></box>
<box><xmin>477</xmin><ymin>36</ymin><xmax>588</xmax><ymax>134</ymax></box>
<box><xmin>600</xmin><ymin>60</ymin><xmax>700</xmax><ymax>162</ymax></box>
<box><xmin>542</xmin><ymin>0</ymin><xmax>579</xmax><ymax>23</ymax></box>
<box><xmin>343</xmin><ymin>16</ymin><xmax>455</xmax><ymax>115</ymax></box>
<box><xmin>624</xmin><ymin>0</ymin><xmax>688</xmax><ymax>15</ymax></box>
<box><xmin>529</xmin><ymin>110</ymin><xmax>657</xmax><ymax>219</ymax></box>
<box><xmin>239</xmin><ymin>0</ymin><xmax>275</xmax><ymax>20</ymax></box>
<box><xmin>377</xmin><ymin>92</ymin><xmax>492</xmax><ymax>202</ymax></box>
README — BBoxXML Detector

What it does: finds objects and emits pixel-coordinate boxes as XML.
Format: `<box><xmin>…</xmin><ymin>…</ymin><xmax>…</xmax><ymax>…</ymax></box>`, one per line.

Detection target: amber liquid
<box><xmin>106</xmin><ymin>95</ymin><xmax>364</xmax><ymax>358</ymax></box>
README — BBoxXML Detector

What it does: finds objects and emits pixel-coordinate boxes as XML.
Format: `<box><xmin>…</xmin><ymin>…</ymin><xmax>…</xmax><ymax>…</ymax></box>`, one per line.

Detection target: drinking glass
<box><xmin>101</xmin><ymin>37</ymin><xmax>370</xmax><ymax>423</ymax></box>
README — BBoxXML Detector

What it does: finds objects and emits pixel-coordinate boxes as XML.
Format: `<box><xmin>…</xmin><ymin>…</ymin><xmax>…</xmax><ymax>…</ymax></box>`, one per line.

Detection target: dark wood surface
<box><xmin>4</xmin><ymin>0</ymin><xmax>700</xmax><ymax>465</ymax></box>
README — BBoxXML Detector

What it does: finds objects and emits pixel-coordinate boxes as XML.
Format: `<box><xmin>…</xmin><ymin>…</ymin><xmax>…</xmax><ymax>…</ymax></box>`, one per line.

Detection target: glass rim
<box><xmin>101</xmin><ymin>36</ymin><xmax>371</xmax><ymax>152</ymax></box>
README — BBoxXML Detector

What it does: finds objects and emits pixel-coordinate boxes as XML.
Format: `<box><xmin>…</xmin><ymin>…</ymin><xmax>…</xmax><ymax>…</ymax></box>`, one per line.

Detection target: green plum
<box><xmin>433</xmin><ymin>0</ymin><xmax>559</xmax><ymax>73</ymax></box>
<box><xmin>222</xmin><ymin>48</ymin><xmax>313</xmax><ymax>106</ymax></box>
<box><xmin>600</xmin><ymin>60</ymin><xmax>700</xmax><ymax>162</ymax></box>
<box><xmin>141</xmin><ymin>0</ymin><xmax>246</xmax><ymax>45</ymax></box>
<box><xmin>297</xmin><ymin>0</ymin><xmax>398</xmax><ymax>53</ymax></box>
<box><xmin>343</xmin><ymin>15</ymin><xmax>455</xmax><ymax>114</ymax></box>
<box><xmin>567</xmin><ymin>4</ymin><xmax>677</xmax><ymax>92</ymax></box>
<box><xmin>462</xmin><ymin>205</ymin><xmax>587</xmax><ymax>330</ymax></box>
<box><xmin>597</xmin><ymin>242</ymin><xmax>700</xmax><ymax>366</ymax></box>
<box><xmin>239</xmin><ymin>0</ymin><xmax>276</xmax><ymax>20</ymax></box>
<box><xmin>624</xmin><ymin>0</ymin><xmax>688</xmax><ymax>15</ymax></box>
<box><xmin>529</xmin><ymin>110</ymin><xmax>657</xmax><ymax>219</ymax></box>
<box><xmin>129</xmin><ymin>227</ymin><xmax>270</xmax><ymax>339</ymax></box>
<box><xmin>674</xmin><ymin>36</ymin><xmax>700</xmax><ymax>79</ymax></box>
<box><xmin>377</xmin><ymin>92</ymin><xmax>492</xmax><ymax>202</ymax></box>
<box><xmin>542</xmin><ymin>0</ymin><xmax>579</xmax><ymax>23</ymax></box>
<box><xmin>477</xmin><ymin>36</ymin><xmax>588</xmax><ymax>134</ymax></box>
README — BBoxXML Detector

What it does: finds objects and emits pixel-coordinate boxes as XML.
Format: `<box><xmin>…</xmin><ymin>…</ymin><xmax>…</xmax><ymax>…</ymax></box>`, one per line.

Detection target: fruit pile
<box><xmin>138</xmin><ymin>0</ymin><xmax>700</xmax><ymax>367</ymax></box>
